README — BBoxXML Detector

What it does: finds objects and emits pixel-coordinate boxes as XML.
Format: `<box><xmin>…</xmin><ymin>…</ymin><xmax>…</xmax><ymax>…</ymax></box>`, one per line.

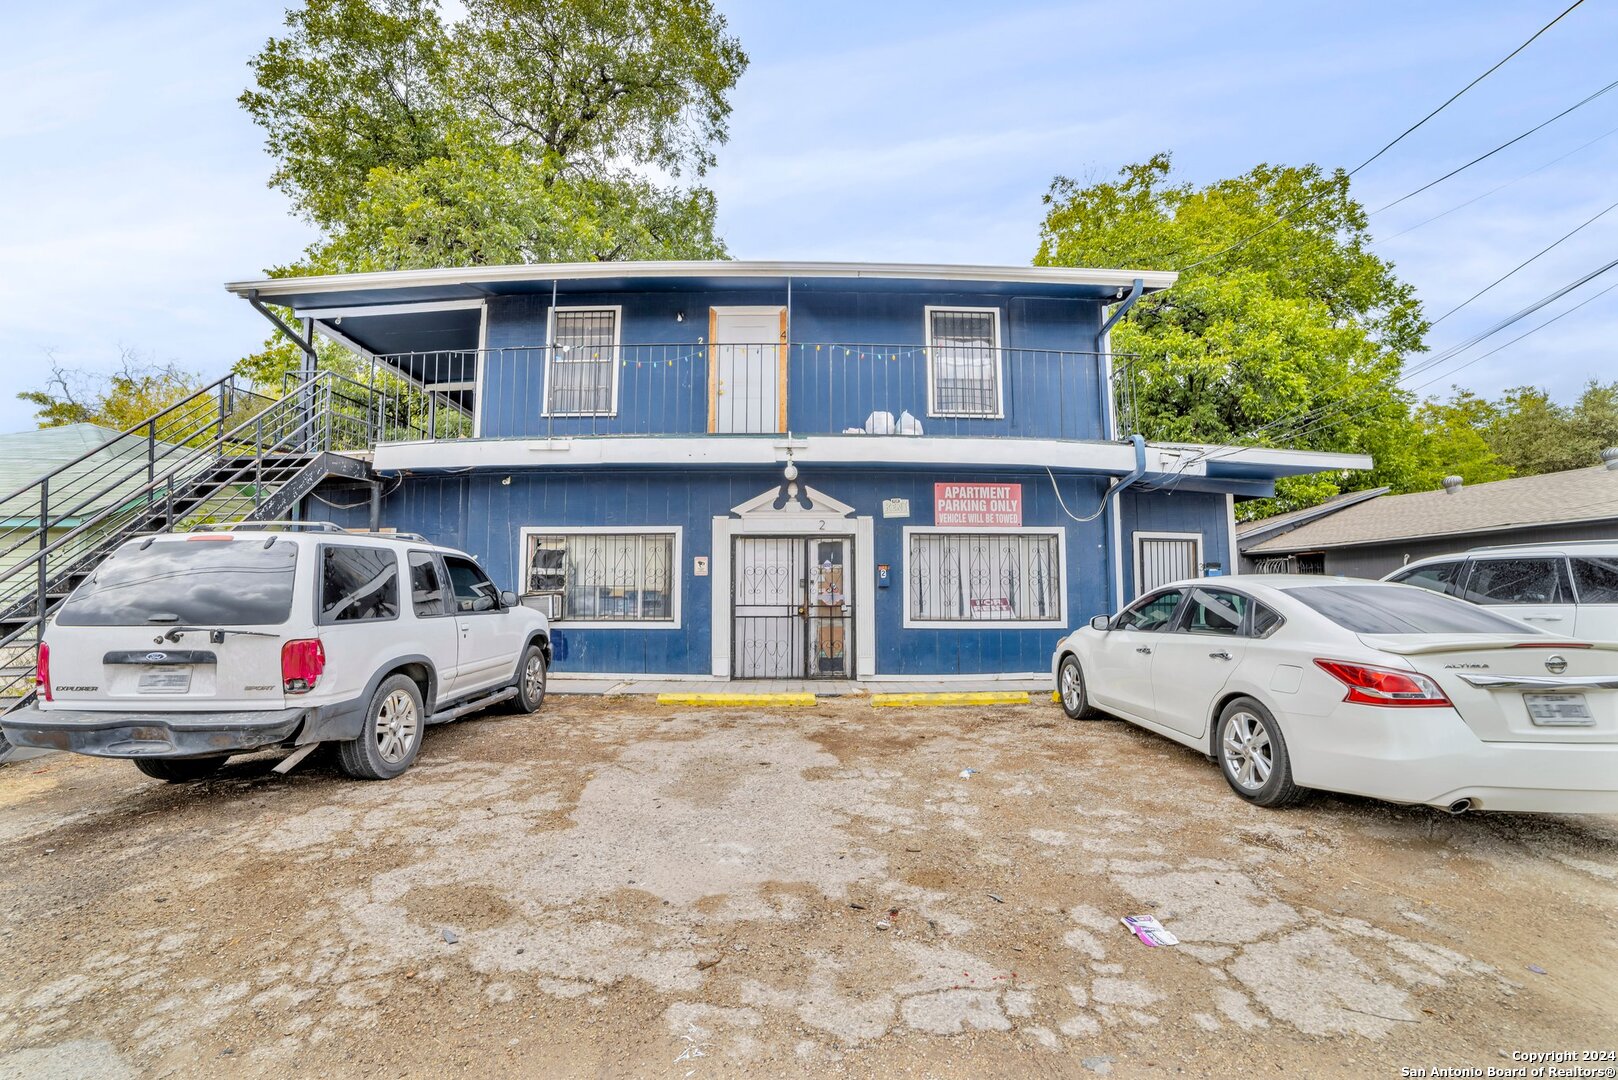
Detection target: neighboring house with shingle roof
<box><xmin>1238</xmin><ymin>460</ymin><xmax>1618</xmax><ymax>578</ymax></box>
<box><xmin>0</xmin><ymin>423</ymin><xmax>184</xmax><ymax>578</ymax></box>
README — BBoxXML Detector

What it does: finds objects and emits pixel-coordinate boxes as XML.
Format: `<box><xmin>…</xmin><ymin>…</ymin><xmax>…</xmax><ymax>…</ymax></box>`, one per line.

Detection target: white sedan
<box><xmin>1051</xmin><ymin>575</ymin><xmax>1618</xmax><ymax>814</ymax></box>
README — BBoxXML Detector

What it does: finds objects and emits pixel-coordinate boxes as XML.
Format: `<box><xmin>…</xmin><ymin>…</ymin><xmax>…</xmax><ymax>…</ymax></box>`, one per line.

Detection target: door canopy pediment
<box><xmin>730</xmin><ymin>484</ymin><xmax>855</xmax><ymax>518</ymax></box>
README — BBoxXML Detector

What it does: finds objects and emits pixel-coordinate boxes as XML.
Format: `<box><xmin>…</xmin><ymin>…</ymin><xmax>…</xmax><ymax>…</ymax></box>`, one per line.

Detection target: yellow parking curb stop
<box><xmin>655</xmin><ymin>693</ymin><xmax>816</xmax><ymax>707</ymax></box>
<box><xmin>870</xmin><ymin>691</ymin><xmax>1031</xmax><ymax>708</ymax></box>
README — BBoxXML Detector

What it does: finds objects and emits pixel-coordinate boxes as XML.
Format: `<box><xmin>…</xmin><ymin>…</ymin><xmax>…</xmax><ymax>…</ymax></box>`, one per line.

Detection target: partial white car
<box><xmin>1384</xmin><ymin>542</ymin><xmax>1618</xmax><ymax>642</ymax></box>
<box><xmin>1</xmin><ymin>525</ymin><xmax>551</xmax><ymax>783</ymax></box>
<box><xmin>1052</xmin><ymin>575</ymin><xmax>1618</xmax><ymax>814</ymax></box>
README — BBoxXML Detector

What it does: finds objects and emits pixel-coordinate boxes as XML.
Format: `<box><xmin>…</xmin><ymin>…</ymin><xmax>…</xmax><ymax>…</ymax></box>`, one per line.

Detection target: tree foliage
<box><xmin>18</xmin><ymin>351</ymin><xmax>203</xmax><ymax>431</ymax></box>
<box><xmin>241</xmin><ymin>0</ymin><xmax>745</xmax><ymax>269</ymax></box>
<box><xmin>1036</xmin><ymin>153</ymin><xmax>1440</xmax><ymax>514</ymax></box>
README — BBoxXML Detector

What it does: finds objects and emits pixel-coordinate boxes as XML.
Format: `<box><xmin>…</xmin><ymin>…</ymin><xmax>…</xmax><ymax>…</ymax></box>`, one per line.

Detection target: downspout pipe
<box><xmin>1105</xmin><ymin>433</ymin><xmax>1148</xmax><ymax>615</ymax></box>
<box><xmin>1096</xmin><ymin>278</ymin><xmax>1144</xmax><ymax>442</ymax></box>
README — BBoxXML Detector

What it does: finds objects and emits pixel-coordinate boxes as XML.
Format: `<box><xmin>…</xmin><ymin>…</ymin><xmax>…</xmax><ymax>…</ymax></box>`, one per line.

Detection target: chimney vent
<box><xmin>1441</xmin><ymin>475</ymin><xmax>1464</xmax><ymax>494</ymax></box>
<box><xmin>1603</xmin><ymin>447</ymin><xmax>1618</xmax><ymax>471</ymax></box>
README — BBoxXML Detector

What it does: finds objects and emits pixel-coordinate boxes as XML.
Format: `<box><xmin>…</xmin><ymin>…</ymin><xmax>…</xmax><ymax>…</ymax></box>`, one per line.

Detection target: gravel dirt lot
<box><xmin>1</xmin><ymin>694</ymin><xmax>1616</xmax><ymax>1079</ymax></box>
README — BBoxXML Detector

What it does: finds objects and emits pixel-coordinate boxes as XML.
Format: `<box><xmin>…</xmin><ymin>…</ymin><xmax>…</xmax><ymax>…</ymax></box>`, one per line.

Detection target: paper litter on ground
<box><xmin>1120</xmin><ymin>914</ymin><xmax>1178</xmax><ymax>946</ymax></box>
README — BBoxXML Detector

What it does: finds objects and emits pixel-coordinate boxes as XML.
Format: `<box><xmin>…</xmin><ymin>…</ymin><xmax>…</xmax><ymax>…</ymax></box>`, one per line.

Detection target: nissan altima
<box><xmin>1052</xmin><ymin>575</ymin><xmax>1618</xmax><ymax>814</ymax></box>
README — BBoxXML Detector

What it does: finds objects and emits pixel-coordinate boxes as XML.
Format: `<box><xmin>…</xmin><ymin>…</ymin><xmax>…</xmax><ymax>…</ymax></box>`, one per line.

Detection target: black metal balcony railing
<box><xmin>364</xmin><ymin>343</ymin><xmax>1133</xmax><ymax>443</ymax></box>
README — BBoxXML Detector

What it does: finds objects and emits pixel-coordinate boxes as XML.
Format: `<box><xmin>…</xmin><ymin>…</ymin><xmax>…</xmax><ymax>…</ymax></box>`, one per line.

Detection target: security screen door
<box><xmin>732</xmin><ymin>535</ymin><xmax>853</xmax><ymax>678</ymax></box>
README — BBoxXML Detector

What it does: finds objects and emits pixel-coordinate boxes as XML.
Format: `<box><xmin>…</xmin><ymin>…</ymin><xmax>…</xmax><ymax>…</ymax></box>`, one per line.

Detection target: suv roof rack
<box><xmin>188</xmin><ymin>521</ymin><xmax>346</xmax><ymax>533</ymax></box>
<box><xmin>184</xmin><ymin>522</ymin><xmax>432</xmax><ymax>543</ymax></box>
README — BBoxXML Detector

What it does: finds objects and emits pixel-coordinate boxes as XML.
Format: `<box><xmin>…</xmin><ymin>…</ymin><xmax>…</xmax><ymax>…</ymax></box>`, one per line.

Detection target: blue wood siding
<box><xmin>478</xmin><ymin>288</ymin><xmax>1107</xmax><ymax>441</ymax></box>
<box><xmin>1117</xmin><ymin>489</ymin><xmax>1234</xmax><ymax>604</ymax></box>
<box><xmin>305</xmin><ymin>466</ymin><xmax>1121</xmax><ymax>676</ymax></box>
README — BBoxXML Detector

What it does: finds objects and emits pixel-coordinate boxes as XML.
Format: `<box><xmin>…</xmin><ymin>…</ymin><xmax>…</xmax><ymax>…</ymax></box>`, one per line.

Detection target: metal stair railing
<box><xmin>0</xmin><ymin>370</ymin><xmax>400</xmax><ymax>705</ymax></box>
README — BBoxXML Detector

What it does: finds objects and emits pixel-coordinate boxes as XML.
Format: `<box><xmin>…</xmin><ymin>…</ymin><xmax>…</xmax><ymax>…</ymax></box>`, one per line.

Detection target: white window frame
<box><xmin>542</xmin><ymin>304</ymin><xmax>622</xmax><ymax>418</ymax></box>
<box><xmin>517</xmin><ymin>524</ymin><xmax>682</xmax><ymax>629</ymax></box>
<box><xmin>1133</xmin><ymin>531</ymin><xmax>1204</xmax><ymax>596</ymax></box>
<box><xmin>902</xmin><ymin>525</ymin><xmax>1066</xmax><ymax>629</ymax></box>
<box><xmin>923</xmin><ymin>305</ymin><xmax>1004</xmax><ymax>419</ymax></box>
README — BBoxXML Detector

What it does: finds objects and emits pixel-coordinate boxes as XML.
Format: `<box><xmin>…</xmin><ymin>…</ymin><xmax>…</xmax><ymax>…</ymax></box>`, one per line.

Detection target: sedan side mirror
<box><xmin>500</xmin><ymin>590</ymin><xmax>519</xmax><ymax>609</ymax></box>
<box><xmin>1089</xmin><ymin>614</ymin><xmax>1111</xmax><ymax>632</ymax></box>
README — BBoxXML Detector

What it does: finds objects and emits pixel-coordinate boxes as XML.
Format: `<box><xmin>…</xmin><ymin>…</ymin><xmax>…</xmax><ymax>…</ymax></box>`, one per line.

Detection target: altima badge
<box><xmin>1544</xmin><ymin>655</ymin><xmax>1568</xmax><ymax>675</ymax></box>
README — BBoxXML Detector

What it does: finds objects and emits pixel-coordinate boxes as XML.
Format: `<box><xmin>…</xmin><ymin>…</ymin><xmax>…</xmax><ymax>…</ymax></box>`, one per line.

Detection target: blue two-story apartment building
<box><xmin>228</xmin><ymin>261</ymin><xmax>1366</xmax><ymax>683</ymax></box>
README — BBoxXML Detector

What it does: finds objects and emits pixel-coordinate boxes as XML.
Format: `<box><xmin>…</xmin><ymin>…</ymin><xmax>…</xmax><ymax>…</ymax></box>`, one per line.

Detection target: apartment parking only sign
<box><xmin>934</xmin><ymin>483</ymin><xmax>1022</xmax><ymax>527</ymax></box>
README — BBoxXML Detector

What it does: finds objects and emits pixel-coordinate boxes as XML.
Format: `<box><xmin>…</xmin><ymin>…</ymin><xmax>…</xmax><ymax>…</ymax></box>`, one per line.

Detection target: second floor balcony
<box><xmin>366</xmin><ymin>341</ymin><xmax>1126</xmax><ymax>445</ymax></box>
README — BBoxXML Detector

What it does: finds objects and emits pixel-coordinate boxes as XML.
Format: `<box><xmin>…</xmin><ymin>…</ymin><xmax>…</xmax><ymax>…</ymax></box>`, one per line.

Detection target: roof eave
<box><xmin>225</xmin><ymin>260</ymin><xmax>1179</xmax><ymax>300</ymax></box>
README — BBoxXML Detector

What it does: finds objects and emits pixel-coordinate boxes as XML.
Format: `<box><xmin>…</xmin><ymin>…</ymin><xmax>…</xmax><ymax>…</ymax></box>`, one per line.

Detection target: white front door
<box><xmin>711</xmin><ymin>307</ymin><xmax>785</xmax><ymax>433</ymax></box>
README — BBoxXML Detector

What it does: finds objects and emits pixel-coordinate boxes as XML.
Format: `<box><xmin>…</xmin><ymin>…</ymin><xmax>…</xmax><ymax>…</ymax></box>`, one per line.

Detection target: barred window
<box><xmin>547</xmin><ymin>308</ymin><xmax>618</xmax><ymax>415</ymax></box>
<box><xmin>523</xmin><ymin>531</ymin><xmax>675</xmax><ymax>622</ymax></box>
<box><xmin>908</xmin><ymin>531</ymin><xmax>1061</xmax><ymax>623</ymax></box>
<box><xmin>927</xmin><ymin>309</ymin><xmax>1000</xmax><ymax>417</ymax></box>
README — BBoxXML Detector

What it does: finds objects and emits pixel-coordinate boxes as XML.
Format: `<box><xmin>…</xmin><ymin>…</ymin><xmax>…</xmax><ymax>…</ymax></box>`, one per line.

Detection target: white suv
<box><xmin>0</xmin><ymin>525</ymin><xmax>551</xmax><ymax>783</ymax></box>
<box><xmin>1384</xmin><ymin>541</ymin><xmax>1618</xmax><ymax>642</ymax></box>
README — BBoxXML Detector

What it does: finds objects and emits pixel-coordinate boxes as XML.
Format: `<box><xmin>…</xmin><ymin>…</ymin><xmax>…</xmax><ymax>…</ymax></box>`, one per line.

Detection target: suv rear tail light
<box><xmin>281</xmin><ymin>638</ymin><xmax>325</xmax><ymax>694</ymax></box>
<box><xmin>36</xmin><ymin>642</ymin><xmax>51</xmax><ymax>702</ymax></box>
<box><xmin>1314</xmin><ymin>659</ymin><xmax>1452</xmax><ymax>708</ymax></box>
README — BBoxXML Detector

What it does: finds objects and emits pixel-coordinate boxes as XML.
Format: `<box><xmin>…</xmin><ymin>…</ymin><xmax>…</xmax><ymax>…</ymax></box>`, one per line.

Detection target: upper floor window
<box><xmin>546</xmin><ymin>307</ymin><xmax>619</xmax><ymax>416</ymax></box>
<box><xmin>925</xmin><ymin>307</ymin><xmax>1001</xmax><ymax>418</ymax></box>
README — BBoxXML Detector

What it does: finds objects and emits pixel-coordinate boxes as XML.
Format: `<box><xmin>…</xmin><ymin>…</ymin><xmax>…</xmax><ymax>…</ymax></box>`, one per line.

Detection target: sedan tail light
<box><xmin>281</xmin><ymin>638</ymin><xmax>325</xmax><ymax>694</ymax></box>
<box><xmin>1314</xmin><ymin>659</ymin><xmax>1452</xmax><ymax>708</ymax></box>
<box><xmin>36</xmin><ymin>642</ymin><xmax>51</xmax><ymax>702</ymax></box>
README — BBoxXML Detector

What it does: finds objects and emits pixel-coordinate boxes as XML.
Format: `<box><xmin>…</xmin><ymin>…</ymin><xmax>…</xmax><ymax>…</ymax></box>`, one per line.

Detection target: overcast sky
<box><xmin>1</xmin><ymin>0</ymin><xmax>1615</xmax><ymax>434</ymax></box>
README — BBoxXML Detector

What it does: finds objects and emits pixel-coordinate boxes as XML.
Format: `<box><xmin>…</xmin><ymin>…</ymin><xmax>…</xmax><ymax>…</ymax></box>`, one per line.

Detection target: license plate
<box><xmin>1524</xmin><ymin>693</ymin><xmax>1593</xmax><ymax>725</ymax></box>
<box><xmin>138</xmin><ymin>666</ymin><xmax>192</xmax><ymax>694</ymax></box>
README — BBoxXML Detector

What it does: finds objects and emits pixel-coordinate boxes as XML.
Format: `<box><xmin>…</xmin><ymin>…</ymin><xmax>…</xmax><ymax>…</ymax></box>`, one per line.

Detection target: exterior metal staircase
<box><xmin>0</xmin><ymin>370</ymin><xmax>413</xmax><ymax>726</ymax></box>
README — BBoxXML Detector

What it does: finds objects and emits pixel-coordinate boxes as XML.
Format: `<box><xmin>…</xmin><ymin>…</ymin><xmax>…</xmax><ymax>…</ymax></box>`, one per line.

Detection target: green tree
<box><xmin>242</xmin><ymin>0</ymin><xmax>746</xmax><ymax>269</ymax></box>
<box><xmin>18</xmin><ymin>352</ymin><xmax>203</xmax><ymax>431</ymax></box>
<box><xmin>1409</xmin><ymin>389</ymin><xmax>1511</xmax><ymax>488</ymax></box>
<box><xmin>1485</xmin><ymin>386</ymin><xmax>1575</xmax><ymax>475</ymax></box>
<box><xmin>1036</xmin><ymin>153</ymin><xmax>1431</xmax><ymax>515</ymax></box>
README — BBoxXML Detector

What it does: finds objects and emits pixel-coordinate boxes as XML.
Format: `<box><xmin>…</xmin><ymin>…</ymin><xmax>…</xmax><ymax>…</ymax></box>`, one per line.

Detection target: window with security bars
<box><xmin>927</xmin><ymin>309</ymin><xmax>1000</xmax><ymax>416</ymax></box>
<box><xmin>547</xmin><ymin>309</ymin><xmax>618</xmax><ymax>415</ymax></box>
<box><xmin>524</xmin><ymin>531</ymin><xmax>674</xmax><ymax>621</ymax></box>
<box><xmin>908</xmin><ymin>531</ymin><xmax>1061</xmax><ymax>622</ymax></box>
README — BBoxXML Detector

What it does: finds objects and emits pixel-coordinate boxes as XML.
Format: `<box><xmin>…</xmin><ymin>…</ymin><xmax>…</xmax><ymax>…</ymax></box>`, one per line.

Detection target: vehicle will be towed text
<box><xmin>0</xmin><ymin>525</ymin><xmax>551</xmax><ymax>783</ymax></box>
<box><xmin>1053</xmin><ymin>575</ymin><xmax>1618</xmax><ymax>815</ymax></box>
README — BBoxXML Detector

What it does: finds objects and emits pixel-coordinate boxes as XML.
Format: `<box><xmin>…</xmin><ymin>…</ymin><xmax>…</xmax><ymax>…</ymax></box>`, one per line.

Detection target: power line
<box><xmin>1372</xmin><ymin>121</ymin><xmax>1618</xmax><ymax>243</ymax></box>
<box><xmin>1428</xmin><ymin>195</ymin><xmax>1618</xmax><ymax>326</ymax></box>
<box><xmin>1181</xmin><ymin>255</ymin><xmax>1618</xmax><ymax>464</ymax></box>
<box><xmin>1403</xmin><ymin>276</ymin><xmax>1618</xmax><ymax>396</ymax></box>
<box><xmin>1172</xmin><ymin>0</ymin><xmax>1589</xmax><ymax>274</ymax></box>
<box><xmin>1369</xmin><ymin>76</ymin><xmax>1618</xmax><ymax>217</ymax></box>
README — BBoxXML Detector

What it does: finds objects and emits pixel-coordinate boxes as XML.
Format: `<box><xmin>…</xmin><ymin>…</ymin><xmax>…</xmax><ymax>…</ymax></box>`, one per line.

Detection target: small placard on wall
<box><xmin>693</xmin><ymin>556</ymin><xmax>709</xmax><ymax>576</ymax></box>
<box><xmin>882</xmin><ymin>498</ymin><xmax>910</xmax><ymax>519</ymax></box>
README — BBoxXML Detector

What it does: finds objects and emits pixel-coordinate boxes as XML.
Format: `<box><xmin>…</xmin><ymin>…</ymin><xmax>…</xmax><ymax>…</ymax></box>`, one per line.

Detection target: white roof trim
<box><xmin>227</xmin><ymin>260</ymin><xmax>1178</xmax><ymax>300</ymax></box>
<box><xmin>370</xmin><ymin>435</ymin><xmax>1366</xmax><ymax>477</ymax></box>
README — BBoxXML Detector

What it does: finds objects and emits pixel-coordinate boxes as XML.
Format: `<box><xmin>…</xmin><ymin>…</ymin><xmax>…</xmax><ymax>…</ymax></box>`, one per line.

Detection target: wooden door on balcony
<box><xmin>709</xmin><ymin>307</ymin><xmax>786</xmax><ymax>434</ymax></box>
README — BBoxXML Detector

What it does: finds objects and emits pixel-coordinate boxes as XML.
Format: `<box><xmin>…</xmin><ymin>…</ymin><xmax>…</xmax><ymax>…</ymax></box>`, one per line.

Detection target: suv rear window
<box><xmin>58</xmin><ymin>538</ymin><xmax>299</xmax><ymax>626</ymax></box>
<box><xmin>1285</xmin><ymin>584</ymin><xmax>1533</xmax><ymax>635</ymax></box>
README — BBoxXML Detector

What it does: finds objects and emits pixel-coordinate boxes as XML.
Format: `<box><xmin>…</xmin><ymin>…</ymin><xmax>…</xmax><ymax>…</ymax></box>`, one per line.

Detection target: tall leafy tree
<box><xmin>1485</xmin><ymin>380</ymin><xmax>1618</xmax><ymax>475</ymax></box>
<box><xmin>1035</xmin><ymin>153</ymin><xmax>1430</xmax><ymax>513</ymax></box>
<box><xmin>241</xmin><ymin>0</ymin><xmax>747</xmax><ymax>267</ymax></box>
